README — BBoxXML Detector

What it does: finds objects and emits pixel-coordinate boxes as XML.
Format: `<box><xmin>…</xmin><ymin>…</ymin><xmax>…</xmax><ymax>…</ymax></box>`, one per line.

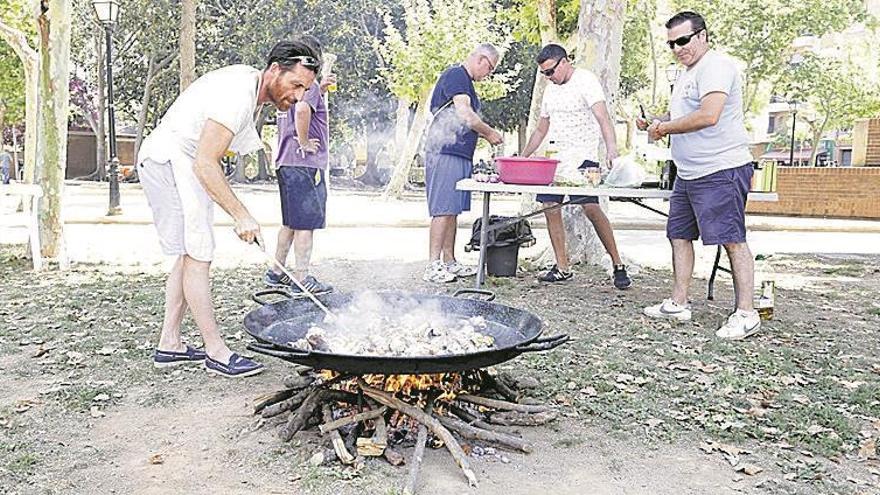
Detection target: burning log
<box><xmin>261</xmin><ymin>388</ymin><xmax>310</xmax><ymax>418</ymax></box>
<box><xmin>318</xmin><ymin>406</ymin><xmax>387</xmax><ymax>434</ymax></box>
<box><xmin>436</xmin><ymin>415</ymin><xmax>532</xmax><ymax>453</ymax></box>
<box><xmin>488</xmin><ymin>410</ymin><xmax>558</xmax><ymax>426</ymax></box>
<box><xmin>322</xmin><ymin>404</ymin><xmax>355</xmax><ymax>464</ymax></box>
<box><xmin>253</xmin><ymin>388</ymin><xmax>299</xmax><ymax>415</ymax></box>
<box><xmin>359</xmin><ymin>380</ymin><xmax>478</xmax><ymax>488</ymax></box>
<box><xmin>282</xmin><ymin>373</ymin><xmax>316</xmax><ymax>390</ymax></box>
<box><xmin>404</xmin><ymin>397</ymin><xmax>434</xmax><ymax>495</ymax></box>
<box><xmin>481</xmin><ymin>371</ymin><xmax>519</xmax><ymax>402</ymax></box>
<box><xmin>357</xmin><ymin>415</ymin><xmax>389</xmax><ymax>457</ymax></box>
<box><xmin>456</xmin><ymin>393</ymin><xmax>550</xmax><ymax>413</ymax></box>
<box><xmin>279</xmin><ymin>389</ymin><xmax>361</xmax><ymax>441</ymax></box>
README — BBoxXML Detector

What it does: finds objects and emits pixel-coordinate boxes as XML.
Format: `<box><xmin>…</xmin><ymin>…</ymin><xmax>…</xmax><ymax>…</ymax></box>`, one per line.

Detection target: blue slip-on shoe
<box><xmin>153</xmin><ymin>345</ymin><xmax>207</xmax><ymax>368</ymax></box>
<box><xmin>204</xmin><ymin>353</ymin><xmax>264</xmax><ymax>378</ymax></box>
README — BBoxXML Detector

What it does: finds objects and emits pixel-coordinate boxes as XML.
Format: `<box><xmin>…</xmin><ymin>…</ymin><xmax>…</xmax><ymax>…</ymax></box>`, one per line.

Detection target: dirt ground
<box><xmin>1</xmin><ymin>246</ymin><xmax>879</xmax><ymax>495</ymax></box>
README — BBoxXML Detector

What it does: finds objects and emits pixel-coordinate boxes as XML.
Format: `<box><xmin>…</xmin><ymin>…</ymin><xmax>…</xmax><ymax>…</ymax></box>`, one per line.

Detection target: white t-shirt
<box><xmin>540</xmin><ymin>68</ymin><xmax>606</xmax><ymax>180</ymax></box>
<box><xmin>669</xmin><ymin>51</ymin><xmax>753</xmax><ymax>180</ymax></box>
<box><xmin>138</xmin><ymin>65</ymin><xmax>265</xmax><ymax>165</ymax></box>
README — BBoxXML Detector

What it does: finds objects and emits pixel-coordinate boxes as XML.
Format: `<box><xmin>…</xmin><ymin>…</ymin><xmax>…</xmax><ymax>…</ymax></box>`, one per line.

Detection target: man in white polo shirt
<box><xmin>137</xmin><ymin>41</ymin><xmax>319</xmax><ymax>377</ymax></box>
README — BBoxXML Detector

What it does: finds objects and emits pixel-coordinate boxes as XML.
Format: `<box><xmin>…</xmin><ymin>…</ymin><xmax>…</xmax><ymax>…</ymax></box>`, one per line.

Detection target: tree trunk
<box><xmin>93</xmin><ymin>33</ymin><xmax>106</xmax><ymax>181</ymax></box>
<box><xmin>179</xmin><ymin>0</ymin><xmax>197</xmax><ymax>91</ymax></box>
<box><xmin>0</xmin><ymin>21</ymin><xmax>39</xmax><ymax>183</ymax></box>
<box><xmin>36</xmin><ymin>0</ymin><xmax>72</xmax><ymax>259</ymax></box>
<box><xmin>394</xmin><ymin>98</ymin><xmax>410</xmax><ymax>159</ymax></box>
<box><xmin>517</xmin><ymin>117</ymin><xmax>527</xmax><ymax>154</ymax></box>
<box><xmin>807</xmin><ymin>114</ymin><xmax>829</xmax><ymax>167</ymax></box>
<box><xmin>534</xmin><ymin>0</ymin><xmax>626</xmax><ymax>269</ymax></box>
<box><xmin>135</xmin><ymin>51</ymin><xmax>175</xmax><ymax>164</ymax></box>
<box><xmin>525</xmin><ymin>0</ymin><xmax>558</xmax><ymax>138</ymax></box>
<box><xmin>382</xmin><ymin>92</ymin><xmax>430</xmax><ymax>199</ymax></box>
<box><xmin>647</xmin><ymin>16</ymin><xmax>657</xmax><ymax>106</ymax></box>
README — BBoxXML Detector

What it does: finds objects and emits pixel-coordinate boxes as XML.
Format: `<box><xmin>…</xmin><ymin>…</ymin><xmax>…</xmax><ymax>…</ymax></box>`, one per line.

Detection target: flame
<box><xmin>319</xmin><ymin>370</ymin><xmax>476</xmax><ymax>402</ymax></box>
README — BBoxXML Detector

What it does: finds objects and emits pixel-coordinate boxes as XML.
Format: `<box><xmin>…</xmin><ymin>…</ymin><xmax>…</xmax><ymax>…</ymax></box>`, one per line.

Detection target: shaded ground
<box><xmin>1</xmin><ymin>245</ymin><xmax>879</xmax><ymax>494</ymax></box>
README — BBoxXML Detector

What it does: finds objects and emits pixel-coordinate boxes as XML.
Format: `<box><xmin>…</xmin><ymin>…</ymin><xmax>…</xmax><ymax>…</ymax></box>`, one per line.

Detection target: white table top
<box><xmin>456</xmin><ymin>179</ymin><xmax>779</xmax><ymax>202</ymax></box>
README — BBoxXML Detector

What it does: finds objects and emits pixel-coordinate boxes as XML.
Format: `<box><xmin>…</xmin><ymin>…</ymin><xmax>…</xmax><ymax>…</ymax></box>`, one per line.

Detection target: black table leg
<box><xmin>475</xmin><ymin>191</ymin><xmax>490</xmax><ymax>288</ymax></box>
<box><xmin>707</xmin><ymin>245</ymin><xmax>722</xmax><ymax>300</ymax></box>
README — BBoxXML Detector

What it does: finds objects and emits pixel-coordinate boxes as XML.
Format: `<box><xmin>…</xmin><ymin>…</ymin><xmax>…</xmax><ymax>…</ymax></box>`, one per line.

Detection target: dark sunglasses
<box><xmin>666</xmin><ymin>28</ymin><xmax>705</xmax><ymax>49</ymax></box>
<box><xmin>540</xmin><ymin>57</ymin><xmax>565</xmax><ymax>77</ymax></box>
<box><xmin>279</xmin><ymin>55</ymin><xmax>321</xmax><ymax>69</ymax></box>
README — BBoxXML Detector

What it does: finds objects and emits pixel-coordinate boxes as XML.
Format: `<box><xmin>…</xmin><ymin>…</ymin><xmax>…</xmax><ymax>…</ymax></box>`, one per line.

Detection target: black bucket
<box><xmin>486</xmin><ymin>243</ymin><xmax>520</xmax><ymax>277</ymax></box>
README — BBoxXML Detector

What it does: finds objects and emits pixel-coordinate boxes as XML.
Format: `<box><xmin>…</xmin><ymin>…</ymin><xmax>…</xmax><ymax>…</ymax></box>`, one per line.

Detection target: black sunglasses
<box><xmin>279</xmin><ymin>55</ymin><xmax>321</xmax><ymax>69</ymax></box>
<box><xmin>540</xmin><ymin>57</ymin><xmax>565</xmax><ymax>77</ymax></box>
<box><xmin>666</xmin><ymin>28</ymin><xmax>705</xmax><ymax>49</ymax></box>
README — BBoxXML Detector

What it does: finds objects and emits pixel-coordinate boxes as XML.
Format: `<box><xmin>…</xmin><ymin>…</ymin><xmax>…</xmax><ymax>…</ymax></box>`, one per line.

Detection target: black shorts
<box><xmin>535</xmin><ymin>160</ymin><xmax>600</xmax><ymax>205</ymax></box>
<box><xmin>277</xmin><ymin>166</ymin><xmax>327</xmax><ymax>230</ymax></box>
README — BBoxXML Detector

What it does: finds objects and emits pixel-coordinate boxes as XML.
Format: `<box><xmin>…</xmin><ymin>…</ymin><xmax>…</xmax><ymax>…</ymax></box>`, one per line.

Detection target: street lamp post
<box><xmin>92</xmin><ymin>0</ymin><xmax>121</xmax><ymax>215</ymax></box>
<box><xmin>788</xmin><ymin>100</ymin><xmax>798</xmax><ymax>166</ymax></box>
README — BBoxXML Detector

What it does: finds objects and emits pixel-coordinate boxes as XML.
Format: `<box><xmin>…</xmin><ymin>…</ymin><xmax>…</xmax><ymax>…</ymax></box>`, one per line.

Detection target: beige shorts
<box><xmin>139</xmin><ymin>157</ymin><xmax>215</xmax><ymax>262</ymax></box>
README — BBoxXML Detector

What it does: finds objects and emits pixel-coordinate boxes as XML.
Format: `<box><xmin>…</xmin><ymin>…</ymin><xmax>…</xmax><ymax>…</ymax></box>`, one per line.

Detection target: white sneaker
<box><xmin>423</xmin><ymin>260</ymin><xmax>456</xmax><ymax>283</ymax></box>
<box><xmin>715</xmin><ymin>310</ymin><xmax>761</xmax><ymax>340</ymax></box>
<box><xmin>446</xmin><ymin>261</ymin><xmax>478</xmax><ymax>277</ymax></box>
<box><xmin>643</xmin><ymin>299</ymin><xmax>692</xmax><ymax>321</ymax></box>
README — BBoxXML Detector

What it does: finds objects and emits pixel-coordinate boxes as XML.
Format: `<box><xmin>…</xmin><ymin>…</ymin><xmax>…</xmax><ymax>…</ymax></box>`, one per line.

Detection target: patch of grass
<box><xmin>6</xmin><ymin>452</ymin><xmax>39</xmax><ymax>476</ymax></box>
<box><xmin>49</xmin><ymin>384</ymin><xmax>116</xmax><ymax>413</ymax></box>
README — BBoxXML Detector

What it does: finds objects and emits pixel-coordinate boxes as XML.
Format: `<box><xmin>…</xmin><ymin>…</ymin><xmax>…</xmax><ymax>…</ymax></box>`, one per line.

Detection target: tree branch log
<box><xmin>319</xmin><ymin>406</ymin><xmax>387</xmax><ymax>434</ymax></box>
<box><xmin>456</xmin><ymin>394</ymin><xmax>549</xmax><ymax>413</ymax></box>
<box><xmin>322</xmin><ymin>404</ymin><xmax>356</xmax><ymax>464</ymax></box>
<box><xmin>437</xmin><ymin>415</ymin><xmax>532</xmax><ymax>453</ymax></box>
<box><xmin>488</xmin><ymin>410</ymin><xmax>558</xmax><ymax>427</ymax></box>
<box><xmin>404</xmin><ymin>397</ymin><xmax>434</xmax><ymax>495</ymax></box>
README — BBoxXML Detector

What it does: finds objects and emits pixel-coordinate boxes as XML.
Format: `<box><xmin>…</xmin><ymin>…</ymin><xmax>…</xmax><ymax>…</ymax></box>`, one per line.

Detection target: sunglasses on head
<box><xmin>666</xmin><ymin>27</ymin><xmax>705</xmax><ymax>49</ymax></box>
<box><xmin>279</xmin><ymin>55</ymin><xmax>321</xmax><ymax>69</ymax></box>
<box><xmin>540</xmin><ymin>57</ymin><xmax>565</xmax><ymax>77</ymax></box>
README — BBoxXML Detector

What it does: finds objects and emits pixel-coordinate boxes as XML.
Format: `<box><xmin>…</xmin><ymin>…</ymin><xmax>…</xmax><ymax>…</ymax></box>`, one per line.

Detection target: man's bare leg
<box><xmin>670</xmin><ymin>238</ymin><xmax>694</xmax><ymax>305</ymax></box>
<box><xmin>543</xmin><ymin>203</ymin><xmax>569</xmax><ymax>271</ymax></box>
<box><xmin>181</xmin><ymin>255</ymin><xmax>232</xmax><ymax>364</ymax></box>
<box><xmin>724</xmin><ymin>242</ymin><xmax>755</xmax><ymax>311</ymax></box>
<box><xmin>292</xmin><ymin>229</ymin><xmax>314</xmax><ymax>280</ymax></box>
<box><xmin>441</xmin><ymin>215</ymin><xmax>459</xmax><ymax>263</ymax></box>
<box><xmin>429</xmin><ymin>215</ymin><xmax>454</xmax><ymax>261</ymax></box>
<box><xmin>273</xmin><ymin>226</ymin><xmax>295</xmax><ymax>272</ymax></box>
<box><xmin>582</xmin><ymin>204</ymin><xmax>623</xmax><ymax>265</ymax></box>
<box><xmin>157</xmin><ymin>256</ymin><xmax>189</xmax><ymax>352</ymax></box>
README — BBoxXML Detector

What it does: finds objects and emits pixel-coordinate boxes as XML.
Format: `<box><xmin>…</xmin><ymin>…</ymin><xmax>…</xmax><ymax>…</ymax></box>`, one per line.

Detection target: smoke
<box><xmin>424</xmin><ymin>107</ymin><xmax>473</xmax><ymax>154</ymax></box>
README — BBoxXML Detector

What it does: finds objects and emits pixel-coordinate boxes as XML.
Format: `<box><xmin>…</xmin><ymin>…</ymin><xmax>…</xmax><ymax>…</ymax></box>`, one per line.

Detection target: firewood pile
<box><xmin>252</xmin><ymin>366</ymin><xmax>556</xmax><ymax>492</ymax></box>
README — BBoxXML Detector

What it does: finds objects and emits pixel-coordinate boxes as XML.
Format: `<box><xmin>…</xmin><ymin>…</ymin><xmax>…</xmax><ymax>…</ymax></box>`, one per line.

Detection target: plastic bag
<box><xmin>604</xmin><ymin>155</ymin><xmax>647</xmax><ymax>188</ymax></box>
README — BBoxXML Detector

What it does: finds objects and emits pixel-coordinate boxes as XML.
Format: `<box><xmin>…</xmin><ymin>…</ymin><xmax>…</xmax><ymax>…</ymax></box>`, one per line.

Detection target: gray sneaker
<box><xmin>290</xmin><ymin>275</ymin><xmax>333</xmax><ymax>296</ymax></box>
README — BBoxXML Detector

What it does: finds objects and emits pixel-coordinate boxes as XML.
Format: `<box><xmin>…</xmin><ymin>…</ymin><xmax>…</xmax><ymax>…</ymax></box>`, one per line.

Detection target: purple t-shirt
<box><xmin>276</xmin><ymin>82</ymin><xmax>329</xmax><ymax>169</ymax></box>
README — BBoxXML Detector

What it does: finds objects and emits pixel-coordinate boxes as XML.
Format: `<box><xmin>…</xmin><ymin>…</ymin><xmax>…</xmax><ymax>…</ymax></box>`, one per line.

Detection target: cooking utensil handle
<box><xmin>452</xmin><ymin>288</ymin><xmax>496</xmax><ymax>301</ymax></box>
<box><xmin>252</xmin><ymin>289</ymin><xmax>293</xmax><ymax>306</ymax></box>
<box><xmin>515</xmin><ymin>334</ymin><xmax>569</xmax><ymax>352</ymax></box>
<box><xmin>246</xmin><ymin>342</ymin><xmax>310</xmax><ymax>358</ymax></box>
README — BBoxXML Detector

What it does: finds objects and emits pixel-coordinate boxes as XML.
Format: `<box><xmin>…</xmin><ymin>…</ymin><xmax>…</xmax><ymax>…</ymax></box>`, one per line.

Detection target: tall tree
<box><xmin>377</xmin><ymin>0</ymin><xmax>513</xmax><ymax>199</ymax></box>
<box><xmin>777</xmin><ymin>52</ymin><xmax>880</xmax><ymax>166</ymax></box>
<box><xmin>179</xmin><ymin>0</ymin><xmax>197</xmax><ymax>91</ymax></box>
<box><xmin>0</xmin><ymin>0</ymin><xmax>39</xmax><ymax>183</ymax></box>
<box><xmin>35</xmin><ymin>0</ymin><xmax>71</xmax><ymax>258</ymax></box>
<box><xmin>674</xmin><ymin>0</ymin><xmax>867</xmax><ymax>114</ymax></box>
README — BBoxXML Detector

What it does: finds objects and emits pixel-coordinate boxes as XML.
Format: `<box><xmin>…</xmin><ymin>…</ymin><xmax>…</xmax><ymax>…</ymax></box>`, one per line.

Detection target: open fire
<box><xmin>253</xmin><ymin>367</ymin><xmax>556</xmax><ymax>492</ymax></box>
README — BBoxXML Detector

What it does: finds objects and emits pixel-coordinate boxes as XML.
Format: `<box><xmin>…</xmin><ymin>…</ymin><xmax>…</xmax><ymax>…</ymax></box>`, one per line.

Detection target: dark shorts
<box><xmin>535</xmin><ymin>160</ymin><xmax>600</xmax><ymax>205</ymax></box>
<box><xmin>425</xmin><ymin>153</ymin><xmax>472</xmax><ymax>216</ymax></box>
<box><xmin>277</xmin><ymin>166</ymin><xmax>327</xmax><ymax>230</ymax></box>
<box><xmin>667</xmin><ymin>164</ymin><xmax>753</xmax><ymax>245</ymax></box>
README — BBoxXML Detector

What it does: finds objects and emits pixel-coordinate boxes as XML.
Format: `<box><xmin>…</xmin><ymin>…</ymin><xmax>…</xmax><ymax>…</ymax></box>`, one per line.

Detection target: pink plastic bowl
<box><xmin>494</xmin><ymin>156</ymin><xmax>559</xmax><ymax>185</ymax></box>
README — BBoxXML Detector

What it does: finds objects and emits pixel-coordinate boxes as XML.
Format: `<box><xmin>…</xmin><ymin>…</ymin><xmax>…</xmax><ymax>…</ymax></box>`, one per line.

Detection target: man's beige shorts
<box><xmin>139</xmin><ymin>157</ymin><xmax>215</xmax><ymax>262</ymax></box>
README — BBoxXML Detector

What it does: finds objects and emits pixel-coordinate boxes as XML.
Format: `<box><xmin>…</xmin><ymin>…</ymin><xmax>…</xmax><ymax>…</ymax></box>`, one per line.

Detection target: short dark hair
<box><xmin>536</xmin><ymin>44</ymin><xmax>568</xmax><ymax>65</ymax></box>
<box><xmin>297</xmin><ymin>35</ymin><xmax>323</xmax><ymax>56</ymax></box>
<box><xmin>665</xmin><ymin>11</ymin><xmax>708</xmax><ymax>38</ymax></box>
<box><xmin>265</xmin><ymin>40</ymin><xmax>320</xmax><ymax>73</ymax></box>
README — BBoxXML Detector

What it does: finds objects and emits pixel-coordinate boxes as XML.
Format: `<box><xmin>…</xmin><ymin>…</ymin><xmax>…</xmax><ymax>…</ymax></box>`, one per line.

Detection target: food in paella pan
<box><xmin>287</xmin><ymin>292</ymin><xmax>496</xmax><ymax>357</ymax></box>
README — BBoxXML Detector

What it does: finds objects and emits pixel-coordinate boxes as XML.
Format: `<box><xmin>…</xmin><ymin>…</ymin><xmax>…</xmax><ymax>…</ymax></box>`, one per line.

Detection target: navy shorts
<box><xmin>425</xmin><ymin>152</ymin><xmax>472</xmax><ymax>216</ymax></box>
<box><xmin>535</xmin><ymin>160</ymin><xmax>600</xmax><ymax>205</ymax></box>
<box><xmin>277</xmin><ymin>166</ymin><xmax>327</xmax><ymax>230</ymax></box>
<box><xmin>666</xmin><ymin>164</ymin><xmax>753</xmax><ymax>245</ymax></box>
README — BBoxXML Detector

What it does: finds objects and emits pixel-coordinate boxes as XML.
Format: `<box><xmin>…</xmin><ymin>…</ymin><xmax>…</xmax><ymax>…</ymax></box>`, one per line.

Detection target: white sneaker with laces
<box><xmin>715</xmin><ymin>310</ymin><xmax>761</xmax><ymax>340</ymax></box>
<box><xmin>643</xmin><ymin>299</ymin><xmax>692</xmax><ymax>321</ymax></box>
<box><xmin>423</xmin><ymin>260</ymin><xmax>456</xmax><ymax>283</ymax></box>
<box><xmin>446</xmin><ymin>261</ymin><xmax>477</xmax><ymax>277</ymax></box>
